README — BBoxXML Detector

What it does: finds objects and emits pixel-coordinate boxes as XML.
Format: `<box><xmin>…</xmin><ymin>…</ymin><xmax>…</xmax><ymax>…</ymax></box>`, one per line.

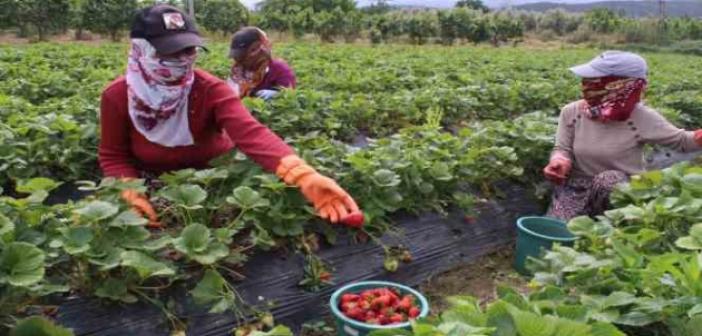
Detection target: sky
<box><xmin>238</xmin><ymin>0</ymin><xmax>645</xmax><ymax>9</ymax></box>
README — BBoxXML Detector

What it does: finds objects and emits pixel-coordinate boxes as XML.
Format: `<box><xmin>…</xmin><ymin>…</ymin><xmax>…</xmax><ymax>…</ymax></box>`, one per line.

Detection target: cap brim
<box><xmin>150</xmin><ymin>32</ymin><xmax>203</xmax><ymax>55</ymax></box>
<box><xmin>569</xmin><ymin>63</ymin><xmax>609</xmax><ymax>78</ymax></box>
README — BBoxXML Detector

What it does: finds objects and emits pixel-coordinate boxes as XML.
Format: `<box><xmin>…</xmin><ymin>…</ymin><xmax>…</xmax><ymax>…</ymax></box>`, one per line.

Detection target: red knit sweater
<box><xmin>99</xmin><ymin>69</ymin><xmax>294</xmax><ymax>178</ymax></box>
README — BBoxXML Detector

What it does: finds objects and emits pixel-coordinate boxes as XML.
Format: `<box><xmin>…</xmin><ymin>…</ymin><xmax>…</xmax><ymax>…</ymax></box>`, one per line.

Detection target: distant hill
<box><xmin>513</xmin><ymin>1</ymin><xmax>702</xmax><ymax>17</ymax></box>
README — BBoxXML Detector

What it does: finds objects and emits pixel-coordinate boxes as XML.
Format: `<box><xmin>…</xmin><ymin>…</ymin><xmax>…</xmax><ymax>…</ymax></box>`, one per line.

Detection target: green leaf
<box><xmin>74</xmin><ymin>201</ymin><xmax>119</xmax><ymax>221</ymax></box>
<box><xmin>676</xmin><ymin>237</ymin><xmax>702</xmax><ymax>250</ymax></box>
<box><xmin>0</xmin><ymin>213</ymin><xmax>15</xmax><ymax>240</ymax></box>
<box><xmin>191</xmin><ymin>270</ymin><xmax>235</xmax><ymax>313</ymax></box>
<box><xmin>16</xmin><ymin>178</ymin><xmax>61</xmax><ymax>194</ymax></box>
<box><xmin>11</xmin><ymin>317</ymin><xmax>74</xmax><ymax>336</ymax></box>
<box><xmin>485</xmin><ymin>301</ymin><xmax>516</xmax><ymax>336</ymax></box>
<box><xmin>510</xmin><ymin>310</ymin><xmax>556</xmax><ymax>336</ymax></box>
<box><xmin>120</xmin><ymin>250</ymin><xmax>174</xmax><ymax>279</ymax></box>
<box><xmin>161</xmin><ymin>184</ymin><xmax>207</xmax><ymax>208</ymax></box>
<box><xmin>248</xmin><ymin>325</ymin><xmax>294</xmax><ymax>336</ymax></box>
<box><xmin>226</xmin><ymin>186</ymin><xmax>270</xmax><ymax>209</ymax></box>
<box><xmin>61</xmin><ymin>226</ymin><xmax>94</xmax><ymax>255</ymax></box>
<box><xmin>688</xmin><ymin>304</ymin><xmax>702</xmax><ymax>317</ymax></box>
<box><xmin>193</xmin><ymin>168</ymin><xmax>229</xmax><ymax>182</ymax></box>
<box><xmin>174</xmin><ymin>224</ymin><xmax>210</xmax><ymax>253</ymax></box>
<box><xmin>690</xmin><ymin>223</ymin><xmax>702</xmax><ymax>241</ymax></box>
<box><xmin>615</xmin><ymin>311</ymin><xmax>657</xmax><ymax>326</ymax></box>
<box><xmin>109</xmin><ymin>210</ymin><xmax>148</xmax><ymax>227</ymax></box>
<box><xmin>0</xmin><ymin>242</ymin><xmax>45</xmax><ymax>287</ymax></box>
<box><xmin>95</xmin><ymin>278</ymin><xmax>138</xmax><ymax>303</ymax></box>
<box><xmin>174</xmin><ymin>224</ymin><xmax>229</xmax><ymax>265</ymax></box>
<box><xmin>603</xmin><ymin>292</ymin><xmax>637</xmax><ymax>308</ymax></box>
<box><xmin>372</xmin><ymin>169</ymin><xmax>401</xmax><ymax>187</ymax></box>
<box><xmin>590</xmin><ymin>322</ymin><xmax>625</xmax><ymax>336</ymax></box>
<box><xmin>568</xmin><ymin>216</ymin><xmax>613</xmax><ymax>238</ymax></box>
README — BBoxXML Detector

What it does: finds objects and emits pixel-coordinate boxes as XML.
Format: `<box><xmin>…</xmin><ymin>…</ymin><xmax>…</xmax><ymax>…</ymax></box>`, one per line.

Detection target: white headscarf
<box><xmin>126</xmin><ymin>39</ymin><xmax>196</xmax><ymax>147</ymax></box>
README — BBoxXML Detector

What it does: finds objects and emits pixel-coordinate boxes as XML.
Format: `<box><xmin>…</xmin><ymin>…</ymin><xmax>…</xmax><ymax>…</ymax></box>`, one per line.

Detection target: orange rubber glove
<box><xmin>543</xmin><ymin>154</ymin><xmax>572</xmax><ymax>185</ymax></box>
<box><xmin>120</xmin><ymin>187</ymin><xmax>161</xmax><ymax>228</ymax></box>
<box><xmin>276</xmin><ymin>155</ymin><xmax>362</xmax><ymax>226</ymax></box>
<box><xmin>695</xmin><ymin>130</ymin><xmax>702</xmax><ymax>147</ymax></box>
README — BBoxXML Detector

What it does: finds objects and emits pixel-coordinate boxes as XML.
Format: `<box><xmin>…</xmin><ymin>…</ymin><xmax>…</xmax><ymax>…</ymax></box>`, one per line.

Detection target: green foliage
<box><xmin>80</xmin><ymin>0</ymin><xmax>137</xmax><ymax>41</ymax></box>
<box><xmin>456</xmin><ymin>0</ymin><xmax>489</xmax><ymax>13</ymax></box>
<box><xmin>11</xmin><ymin>317</ymin><xmax>74</xmax><ymax>336</ymax></box>
<box><xmin>197</xmin><ymin>0</ymin><xmax>250</xmax><ymax>35</ymax></box>
<box><xmin>369</xmin><ymin>292</ymin><xmax>624</xmax><ymax>336</ymax></box>
<box><xmin>530</xmin><ymin>161</ymin><xmax>702</xmax><ymax>334</ymax></box>
<box><xmin>6</xmin><ymin>0</ymin><xmax>71</xmax><ymax>40</ymax></box>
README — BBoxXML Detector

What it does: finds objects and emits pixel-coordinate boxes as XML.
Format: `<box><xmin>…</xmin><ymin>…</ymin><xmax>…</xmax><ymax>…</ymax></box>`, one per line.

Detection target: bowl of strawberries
<box><xmin>330</xmin><ymin>281</ymin><xmax>429</xmax><ymax>336</ymax></box>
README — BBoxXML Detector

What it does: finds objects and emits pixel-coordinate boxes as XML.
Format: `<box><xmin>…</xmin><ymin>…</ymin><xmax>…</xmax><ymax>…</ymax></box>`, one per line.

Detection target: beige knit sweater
<box><xmin>552</xmin><ymin>100</ymin><xmax>700</xmax><ymax>179</ymax></box>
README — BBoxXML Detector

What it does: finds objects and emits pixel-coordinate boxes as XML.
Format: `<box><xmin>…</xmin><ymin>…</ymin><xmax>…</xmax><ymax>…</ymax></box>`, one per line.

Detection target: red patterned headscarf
<box><xmin>581</xmin><ymin>76</ymin><xmax>647</xmax><ymax>122</ymax></box>
<box><xmin>227</xmin><ymin>29</ymin><xmax>272</xmax><ymax>98</ymax></box>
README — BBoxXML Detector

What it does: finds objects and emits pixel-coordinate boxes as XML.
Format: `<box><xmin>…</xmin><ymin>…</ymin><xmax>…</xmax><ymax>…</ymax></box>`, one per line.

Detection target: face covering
<box><xmin>126</xmin><ymin>38</ymin><xmax>196</xmax><ymax>147</ymax></box>
<box><xmin>581</xmin><ymin>76</ymin><xmax>647</xmax><ymax>122</ymax></box>
<box><xmin>228</xmin><ymin>30</ymin><xmax>272</xmax><ymax>98</ymax></box>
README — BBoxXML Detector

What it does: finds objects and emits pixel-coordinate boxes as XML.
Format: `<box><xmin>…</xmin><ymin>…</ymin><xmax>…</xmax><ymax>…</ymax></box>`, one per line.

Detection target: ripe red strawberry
<box><xmin>347</xmin><ymin>307</ymin><xmax>364</xmax><ymax>320</ymax></box>
<box><xmin>408</xmin><ymin>307</ymin><xmax>420</xmax><ymax>318</ymax></box>
<box><xmin>372</xmin><ymin>295</ymin><xmax>391</xmax><ymax>310</ymax></box>
<box><xmin>340</xmin><ymin>301</ymin><xmax>358</xmax><ymax>312</ymax></box>
<box><xmin>378</xmin><ymin>314</ymin><xmax>388</xmax><ymax>325</ymax></box>
<box><xmin>359</xmin><ymin>300</ymin><xmax>371</xmax><ymax>310</ymax></box>
<box><xmin>389</xmin><ymin>313</ymin><xmax>404</xmax><ymax>324</ymax></box>
<box><xmin>398</xmin><ymin>297</ymin><xmax>412</xmax><ymax>311</ymax></box>
<box><xmin>341</xmin><ymin>293</ymin><xmax>360</xmax><ymax>303</ymax></box>
<box><xmin>341</xmin><ymin>212</ymin><xmax>365</xmax><ymax>228</ymax></box>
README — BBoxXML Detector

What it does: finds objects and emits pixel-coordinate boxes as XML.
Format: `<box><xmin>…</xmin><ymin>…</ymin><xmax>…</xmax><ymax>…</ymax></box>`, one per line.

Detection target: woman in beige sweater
<box><xmin>544</xmin><ymin>51</ymin><xmax>702</xmax><ymax>221</ymax></box>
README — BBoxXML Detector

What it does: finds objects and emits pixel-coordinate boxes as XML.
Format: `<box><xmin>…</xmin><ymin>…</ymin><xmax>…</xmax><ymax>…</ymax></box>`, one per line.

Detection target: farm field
<box><xmin>2</xmin><ymin>41</ymin><xmax>702</xmax><ymax>335</ymax></box>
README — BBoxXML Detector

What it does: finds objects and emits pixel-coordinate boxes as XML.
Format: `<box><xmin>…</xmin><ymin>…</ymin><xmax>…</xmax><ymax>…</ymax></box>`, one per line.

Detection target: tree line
<box><xmin>1</xmin><ymin>0</ymin><xmax>700</xmax><ymax>46</ymax></box>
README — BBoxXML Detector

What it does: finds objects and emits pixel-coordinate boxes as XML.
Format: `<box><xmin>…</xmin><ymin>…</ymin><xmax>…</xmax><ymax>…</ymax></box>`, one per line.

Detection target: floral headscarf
<box><xmin>581</xmin><ymin>76</ymin><xmax>647</xmax><ymax>122</ymax></box>
<box><xmin>227</xmin><ymin>29</ymin><xmax>272</xmax><ymax>98</ymax></box>
<box><xmin>126</xmin><ymin>38</ymin><xmax>196</xmax><ymax>147</ymax></box>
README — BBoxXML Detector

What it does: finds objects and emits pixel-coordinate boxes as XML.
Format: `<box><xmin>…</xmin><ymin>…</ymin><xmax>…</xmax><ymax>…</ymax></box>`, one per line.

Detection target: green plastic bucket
<box><xmin>330</xmin><ymin>281</ymin><xmax>429</xmax><ymax>336</ymax></box>
<box><xmin>514</xmin><ymin>216</ymin><xmax>577</xmax><ymax>275</ymax></box>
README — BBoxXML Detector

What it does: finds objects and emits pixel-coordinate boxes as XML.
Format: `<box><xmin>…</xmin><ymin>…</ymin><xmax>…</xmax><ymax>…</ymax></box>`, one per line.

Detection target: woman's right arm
<box><xmin>98</xmin><ymin>86</ymin><xmax>140</xmax><ymax>178</ymax></box>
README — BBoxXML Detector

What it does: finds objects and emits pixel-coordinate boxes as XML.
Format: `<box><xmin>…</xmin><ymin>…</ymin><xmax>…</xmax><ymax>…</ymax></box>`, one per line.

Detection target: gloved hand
<box><xmin>543</xmin><ymin>154</ymin><xmax>572</xmax><ymax>185</ymax></box>
<box><xmin>695</xmin><ymin>129</ymin><xmax>702</xmax><ymax>146</ymax></box>
<box><xmin>256</xmin><ymin>89</ymin><xmax>279</xmax><ymax>101</ymax></box>
<box><xmin>121</xmin><ymin>189</ymin><xmax>161</xmax><ymax>228</ymax></box>
<box><xmin>276</xmin><ymin>155</ymin><xmax>363</xmax><ymax>227</ymax></box>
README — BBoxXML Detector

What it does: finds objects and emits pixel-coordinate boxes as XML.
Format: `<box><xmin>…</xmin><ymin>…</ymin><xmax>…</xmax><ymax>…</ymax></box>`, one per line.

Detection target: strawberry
<box><xmin>365</xmin><ymin>318</ymin><xmax>379</xmax><ymax>325</ymax></box>
<box><xmin>346</xmin><ymin>307</ymin><xmax>364</xmax><ymax>320</ymax></box>
<box><xmin>341</xmin><ymin>293</ymin><xmax>360</xmax><ymax>303</ymax></box>
<box><xmin>341</xmin><ymin>211</ymin><xmax>365</xmax><ymax>228</ymax></box>
<box><xmin>389</xmin><ymin>313</ymin><xmax>404</xmax><ymax>324</ymax></box>
<box><xmin>359</xmin><ymin>300</ymin><xmax>371</xmax><ymax>310</ymax></box>
<box><xmin>319</xmin><ymin>271</ymin><xmax>332</xmax><ymax>282</ymax></box>
<box><xmin>365</xmin><ymin>310</ymin><xmax>376</xmax><ymax>320</ymax></box>
<box><xmin>377</xmin><ymin>314</ymin><xmax>388</xmax><ymax>325</ymax></box>
<box><xmin>398</xmin><ymin>297</ymin><xmax>412</xmax><ymax>312</ymax></box>
<box><xmin>408</xmin><ymin>307</ymin><xmax>420</xmax><ymax>319</ymax></box>
<box><xmin>340</xmin><ymin>301</ymin><xmax>357</xmax><ymax>312</ymax></box>
<box><xmin>371</xmin><ymin>294</ymin><xmax>391</xmax><ymax>310</ymax></box>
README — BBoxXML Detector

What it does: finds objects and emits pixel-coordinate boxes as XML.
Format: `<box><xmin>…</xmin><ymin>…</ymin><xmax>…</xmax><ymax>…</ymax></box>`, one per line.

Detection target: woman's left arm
<box><xmin>639</xmin><ymin>106</ymin><xmax>702</xmax><ymax>152</ymax></box>
<box><xmin>211</xmin><ymin>81</ymin><xmax>294</xmax><ymax>170</ymax></box>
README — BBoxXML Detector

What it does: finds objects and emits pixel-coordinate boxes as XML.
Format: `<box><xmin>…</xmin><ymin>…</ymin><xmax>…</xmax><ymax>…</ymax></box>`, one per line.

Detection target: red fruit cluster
<box><xmin>339</xmin><ymin>287</ymin><xmax>421</xmax><ymax>325</ymax></box>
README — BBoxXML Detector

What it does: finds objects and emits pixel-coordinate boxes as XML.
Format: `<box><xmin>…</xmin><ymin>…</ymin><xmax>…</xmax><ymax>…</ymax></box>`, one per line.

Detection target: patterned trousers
<box><xmin>546</xmin><ymin>170</ymin><xmax>629</xmax><ymax>222</ymax></box>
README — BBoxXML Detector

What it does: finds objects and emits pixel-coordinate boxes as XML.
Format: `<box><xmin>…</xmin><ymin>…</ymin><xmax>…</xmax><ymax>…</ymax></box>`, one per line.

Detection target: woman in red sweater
<box><xmin>99</xmin><ymin>5</ymin><xmax>361</xmax><ymax>227</ymax></box>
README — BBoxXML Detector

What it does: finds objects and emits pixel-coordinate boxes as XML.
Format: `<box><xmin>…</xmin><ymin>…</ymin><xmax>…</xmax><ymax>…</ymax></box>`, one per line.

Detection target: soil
<box><xmin>419</xmin><ymin>245</ymin><xmax>529</xmax><ymax>314</ymax></box>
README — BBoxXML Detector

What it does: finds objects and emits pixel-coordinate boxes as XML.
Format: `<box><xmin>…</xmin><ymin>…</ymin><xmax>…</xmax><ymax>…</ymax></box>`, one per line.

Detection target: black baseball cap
<box><xmin>130</xmin><ymin>4</ymin><xmax>204</xmax><ymax>55</ymax></box>
<box><xmin>229</xmin><ymin>27</ymin><xmax>265</xmax><ymax>59</ymax></box>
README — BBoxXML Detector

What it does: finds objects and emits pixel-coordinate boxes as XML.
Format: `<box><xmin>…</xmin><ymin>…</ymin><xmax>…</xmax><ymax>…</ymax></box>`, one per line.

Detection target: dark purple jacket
<box><xmin>251</xmin><ymin>59</ymin><xmax>297</xmax><ymax>95</ymax></box>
